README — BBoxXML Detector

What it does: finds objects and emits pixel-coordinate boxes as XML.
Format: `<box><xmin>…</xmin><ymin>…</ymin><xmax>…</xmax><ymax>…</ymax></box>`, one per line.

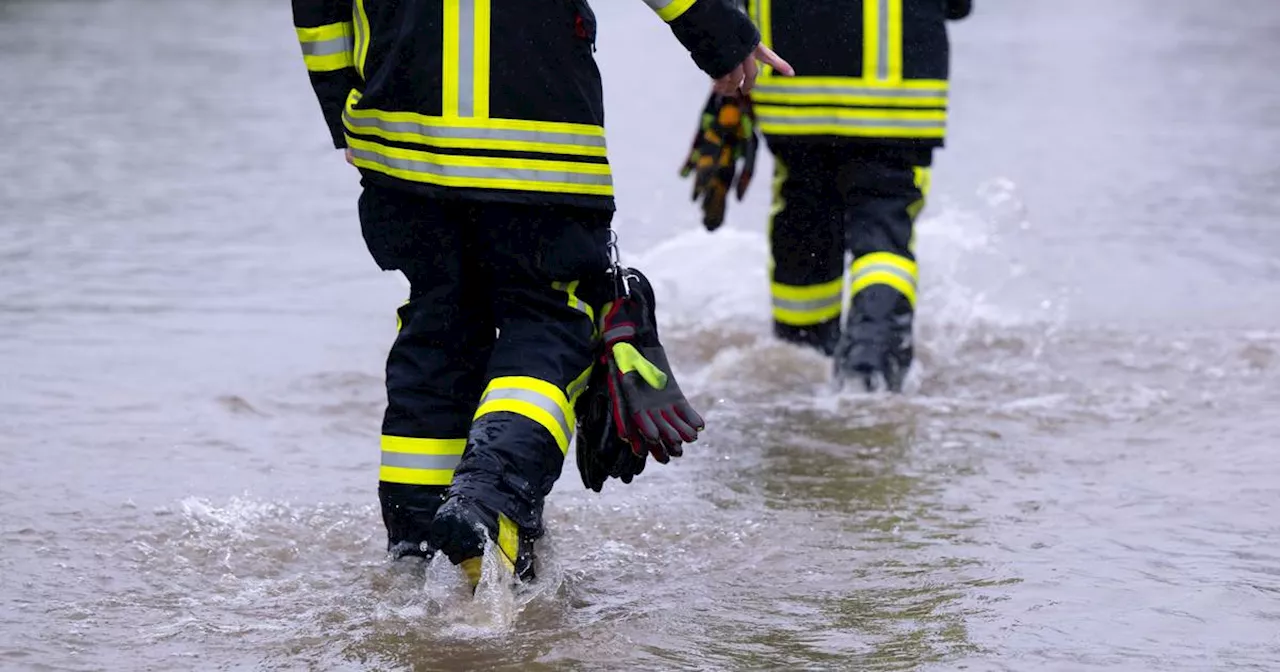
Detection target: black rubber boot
<box><xmin>833</xmin><ymin>286</ymin><xmax>914</xmax><ymax>393</ymax></box>
<box><xmin>429</xmin><ymin>495</ymin><xmax>537</xmax><ymax>587</ymax></box>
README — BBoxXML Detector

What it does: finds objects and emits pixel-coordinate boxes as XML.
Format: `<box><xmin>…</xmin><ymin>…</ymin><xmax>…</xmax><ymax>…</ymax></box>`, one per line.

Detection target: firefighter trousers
<box><xmin>358</xmin><ymin>183</ymin><xmax>612</xmax><ymax>551</ymax></box>
<box><xmin>767</xmin><ymin>142</ymin><xmax>933</xmax><ymax>355</ymax></box>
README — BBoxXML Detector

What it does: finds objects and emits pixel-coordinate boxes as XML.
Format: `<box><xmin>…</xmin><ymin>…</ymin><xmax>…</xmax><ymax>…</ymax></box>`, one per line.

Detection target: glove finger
<box><xmin>631</xmin><ymin>408</ymin><xmax>662</xmax><ymax>444</ymax></box>
<box><xmin>674</xmin><ymin>401</ymin><xmax>706</xmax><ymax>433</ymax></box>
<box><xmin>661</xmin><ymin>407</ymin><xmax>700</xmax><ymax>443</ymax></box>
<box><xmin>648</xmin><ymin>439</ymin><xmax>671</xmax><ymax>465</ymax></box>
<box><xmin>667</xmin><ymin>441</ymin><xmax>684</xmax><ymax>459</ymax></box>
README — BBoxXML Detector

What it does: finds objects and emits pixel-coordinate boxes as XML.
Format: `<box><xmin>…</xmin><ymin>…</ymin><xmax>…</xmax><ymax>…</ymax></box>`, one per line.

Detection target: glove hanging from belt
<box><xmin>679</xmin><ymin>92</ymin><xmax>758</xmax><ymax>232</ymax></box>
<box><xmin>574</xmin><ymin>265</ymin><xmax>706</xmax><ymax>492</ymax></box>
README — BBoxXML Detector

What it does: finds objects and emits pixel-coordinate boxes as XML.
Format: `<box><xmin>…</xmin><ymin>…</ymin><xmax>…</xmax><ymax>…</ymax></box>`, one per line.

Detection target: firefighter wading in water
<box><xmin>291</xmin><ymin>0</ymin><xmax>793</xmax><ymax>584</ymax></box>
<box><xmin>682</xmin><ymin>0</ymin><xmax>973</xmax><ymax>392</ymax></box>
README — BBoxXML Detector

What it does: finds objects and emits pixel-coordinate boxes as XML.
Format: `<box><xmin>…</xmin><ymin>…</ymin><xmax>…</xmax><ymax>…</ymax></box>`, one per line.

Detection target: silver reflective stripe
<box><xmin>566</xmin><ymin>371</ymin><xmax>591</xmax><ymax>401</ymax></box>
<box><xmin>772</xmin><ymin>296</ymin><xmax>842</xmax><ymax>314</ymax></box>
<box><xmin>342</xmin><ymin>112</ymin><xmax>608</xmax><ymax>149</ymax></box>
<box><xmin>457</xmin><ymin>0</ymin><xmax>475</xmax><ymax>117</ymax></box>
<box><xmin>300</xmin><ymin>35</ymin><xmax>353</xmax><ymax>57</ymax></box>
<box><xmin>643</xmin><ymin>0</ymin><xmax>677</xmax><ymax>12</ymax></box>
<box><xmin>853</xmin><ymin>263</ymin><xmax>917</xmax><ymax>286</ymax></box>
<box><xmin>350</xmin><ymin>148</ymin><xmax>614</xmax><ymax>186</ymax></box>
<box><xmin>754</xmin><ymin>84</ymin><xmax>947</xmax><ymax>100</ymax></box>
<box><xmin>380</xmin><ymin>452</ymin><xmax>462</xmax><ymax>471</ymax></box>
<box><xmin>757</xmin><ymin>114</ymin><xmax>944</xmax><ymax>130</ymax></box>
<box><xmin>877</xmin><ymin>0</ymin><xmax>890</xmax><ymax>80</ymax></box>
<box><xmin>603</xmin><ymin>325</ymin><xmax>636</xmax><ymax>342</ymax></box>
<box><xmin>570</xmin><ymin>296</ymin><xmax>592</xmax><ymax>316</ymax></box>
<box><xmin>479</xmin><ymin>388</ymin><xmax>572</xmax><ymax>439</ymax></box>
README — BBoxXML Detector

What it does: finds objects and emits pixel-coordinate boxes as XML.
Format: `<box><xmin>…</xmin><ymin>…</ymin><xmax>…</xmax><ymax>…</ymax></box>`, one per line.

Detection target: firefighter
<box><xmin>682</xmin><ymin>0</ymin><xmax>972</xmax><ymax>392</ymax></box>
<box><xmin>291</xmin><ymin>0</ymin><xmax>792</xmax><ymax>583</ymax></box>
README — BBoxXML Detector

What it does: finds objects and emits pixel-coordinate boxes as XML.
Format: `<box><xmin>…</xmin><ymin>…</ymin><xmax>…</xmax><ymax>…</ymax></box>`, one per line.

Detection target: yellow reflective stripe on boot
<box><xmin>851</xmin><ymin>253</ymin><xmax>918</xmax><ymax>307</ymax></box>
<box><xmin>296</xmin><ymin>23</ymin><xmax>354</xmax><ymax>72</ymax></box>
<box><xmin>497</xmin><ymin>513</ymin><xmax>519</xmax><ymax>573</ymax></box>
<box><xmin>379</xmin><ymin>436</ymin><xmax>466</xmax><ymax>486</ymax></box>
<box><xmin>475</xmin><ymin>377</ymin><xmax>575</xmax><ymax>454</ymax></box>
<box><xmin>644</xmin><ymin>0</ymin><xmax>697</xmax><ymax>22</ymax></box>
<box><xmin>772</xmin><ymin>278</ymin><xmax>844</xmax><ymax>326</ymax></box>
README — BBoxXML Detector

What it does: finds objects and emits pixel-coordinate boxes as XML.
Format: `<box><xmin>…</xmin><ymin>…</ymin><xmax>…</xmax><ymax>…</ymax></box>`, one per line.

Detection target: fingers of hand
<box><xmin>754</xmin><ymin>43</ymin><xmax>794</xmax><ymax>76</ymax></box>
<box><xmin>742</xmin><ymin>54</ymin><xmax>759</xmax><ymax>93</ymax></box>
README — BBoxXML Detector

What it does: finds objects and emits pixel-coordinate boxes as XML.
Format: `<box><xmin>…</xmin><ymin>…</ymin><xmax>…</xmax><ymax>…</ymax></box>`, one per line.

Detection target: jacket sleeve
<box><xmin>292</xmin><ymin>0</ymin><xmax>361</xmax><ymax>149</ymax></box>
<box><xmin>946</xmin><ymin>0</ymin><xmax>973</xmax><ymax>21</ymax></box>
<box><xmin>644</xmin><ymin>0</ymin><xmax>761</xmax><ymax>79</ymax></box>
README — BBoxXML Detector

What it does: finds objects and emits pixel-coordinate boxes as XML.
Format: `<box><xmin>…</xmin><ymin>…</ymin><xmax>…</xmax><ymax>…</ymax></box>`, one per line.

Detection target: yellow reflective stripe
<box><xmin>381</xmin><ymin>435</ymin><xmax>467</xmax><ymax>455</ymax></box>
<box><xmin>473</xmin><ymin>0</ymin><xmax>491</xmax><ymax>119</ymax></box>
<box><xmin>851</xmin><ymin>253</ymin><xmax>918</xmax><ymax>307</ymax></box>
<box><xmin>442</xmin><ymin>1</ymin><xmax>460</xmax><ymax>116</ymax></box>
<box><xmin>851</xmin><ymin>271</ymin><xmax>916</xmax><ymax>307</ymax></box>
<box><xmin>353</xmin><ymin>0</ymin><xmax>370</xmax><ymax>78</ymax></box>
<box><xmin>296</xmin><ymin>23</ymin><xmax>351</xmax><ymax>44</ymax></box>
<box><xmin>303</xmin><ymin>52</ymin><xmax>354</xmax><ymax>72</ymax></box>
<box><xmin>497</xmin><ymin>513</ymin><xmax>519</xmax><ymax>573</ymax></box>
<box><xmin>344</xmin><ymin>91</ymin><xmax>608</xmax><ymax>157</ymax></box>
<box><xmin>567</xmin><ymin>364</ymin><xmax>593</xmax><ymax>406</ymax></box>
<box><xmin>757</xmin><ymin>0</ymin><xmax>774</xmax><ymax>77</ymax></box>
<box><xmin>379</xmin><ymin>435</ymin><xmax>465</xmax><ymax>485</ymax></box>
<box><xmin>443</xmin><ymin>0</ymin><xmax>490</xmax><ymax>118</ymax></box>
<box><xmin>380</xmin><ymin>465</ymin><xmax>455</xmax><ymax>486</ymax></box>
<box><xmin>646</xmin><ymin>0</ymin><xmax>698</xmax><ymax>22</ymax></box>
<box><xmin>887</xmin><ymin>0</ymin><xmax>903</xmax><ymax>82</ymax></box>
<box><xmin>914</xmin><ymin>167</ymin><xmax>932</xmax><ymax>198</ymax></box>
<box><xmin>553</xmin><ymin>280</ymin><xmax>596</xmax><ymax>325</ymax></box>
<box><xmin>756</xmin><ymin>105</ymin><xmax>946</xmax><ymax>138</ymax></box>
<box><xmin>346</xmin><ymin>136</ymin><xmax>614</xmax><ymax>196</ymax></box>
<box><xmin>771</xmin><ymin>278</ymin><xmax>844</xmax><ymax>326</ymax></box>
<box><xmin>297</xmin><ymin>22</ymin><xmax>354</xmax><ymax>72</ymax></box>
<box><xmin>864</xmin><ymin>0</ymin><xmax>882</xmax><ymax>82</ymax></box>
<box><xmin>756</xmin><ymin>77</ymin><xmax>949</xmax><ymax>90</ymax></box>
<box><xmin>475</xmin><ymin>377</ymin><xmax>575</xmax><ymax>454</ymax></box>
<box><xmin>752</xmin><ymin>78</ymin><xmax>948</xmax><ymax>108</ymax></box>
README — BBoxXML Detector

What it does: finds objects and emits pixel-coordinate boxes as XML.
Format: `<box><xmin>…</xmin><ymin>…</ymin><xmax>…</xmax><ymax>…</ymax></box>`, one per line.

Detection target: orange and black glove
<box><xmin>679</xmin><ymin>93</ymin><xmax>758</xmax><ymax>232</ymax></box>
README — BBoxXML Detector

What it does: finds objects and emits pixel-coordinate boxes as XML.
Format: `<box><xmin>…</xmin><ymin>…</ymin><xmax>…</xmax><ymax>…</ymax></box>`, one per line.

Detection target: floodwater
<box><xmin>2</xmin><ymin>0</ymin><xmax>1279</xmax><ymax>669</ymax></box>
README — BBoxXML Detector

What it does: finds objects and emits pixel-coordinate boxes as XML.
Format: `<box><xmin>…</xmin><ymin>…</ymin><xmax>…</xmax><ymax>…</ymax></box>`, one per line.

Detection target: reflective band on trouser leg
<box><xmin>644</xmin><ymin>0</ymin><xmax>698</xmax><ymax>22</ymax></box>
<box><xmin>474</xmin><ymin>377</ymin><xmax>576</xmax><ymax>455</ymax></box>
<box><xmin>850</xmin><ymin>253</ymin><xmax>918</xmax><ymax>308</ymax></box>
<box><xmin>346</xmin><ymin>137</ymin><xmax>614</xmax><ymax>196</ymax></box>
<box><xmin>296</xmin><ymin>23</ymin><xmax>354</xmax><ymax>72</ymax></box>
<box><xmin>772</xmin><ymin>278</ymin><xmax>844</xmax><ymax>327</ymax></box>
<box><xmin>379</xmin><ymin>436</ymin><xmax>467</xmax><ymax>486</ymax></box>
<box><xmin>907</xmin><ymin>167</ymin><xmax>931</xmax><ymax>239</ymax></box>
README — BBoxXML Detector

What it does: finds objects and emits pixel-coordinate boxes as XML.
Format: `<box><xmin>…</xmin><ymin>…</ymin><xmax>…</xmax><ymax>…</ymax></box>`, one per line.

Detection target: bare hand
<box><xmin>713</xmin><ymin>43</ymin><xmax>794</xmax><ymax>96</ymax></box>
<box><xmin>344</xmin><ymin>148</ymin><xmax>355</xmax><ymax>165</ymax></box>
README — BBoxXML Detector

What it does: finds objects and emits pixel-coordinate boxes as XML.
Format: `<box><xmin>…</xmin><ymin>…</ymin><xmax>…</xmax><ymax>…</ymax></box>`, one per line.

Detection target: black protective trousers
<box><xmin>767</xmin><ymin>142</ymin><xmax>932</xmax><ymax>355</ymax></box>
<box><xmin>358</xmin><ymin>183</ymin><xmax>611</xmax><ymax>550</ymax></box>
